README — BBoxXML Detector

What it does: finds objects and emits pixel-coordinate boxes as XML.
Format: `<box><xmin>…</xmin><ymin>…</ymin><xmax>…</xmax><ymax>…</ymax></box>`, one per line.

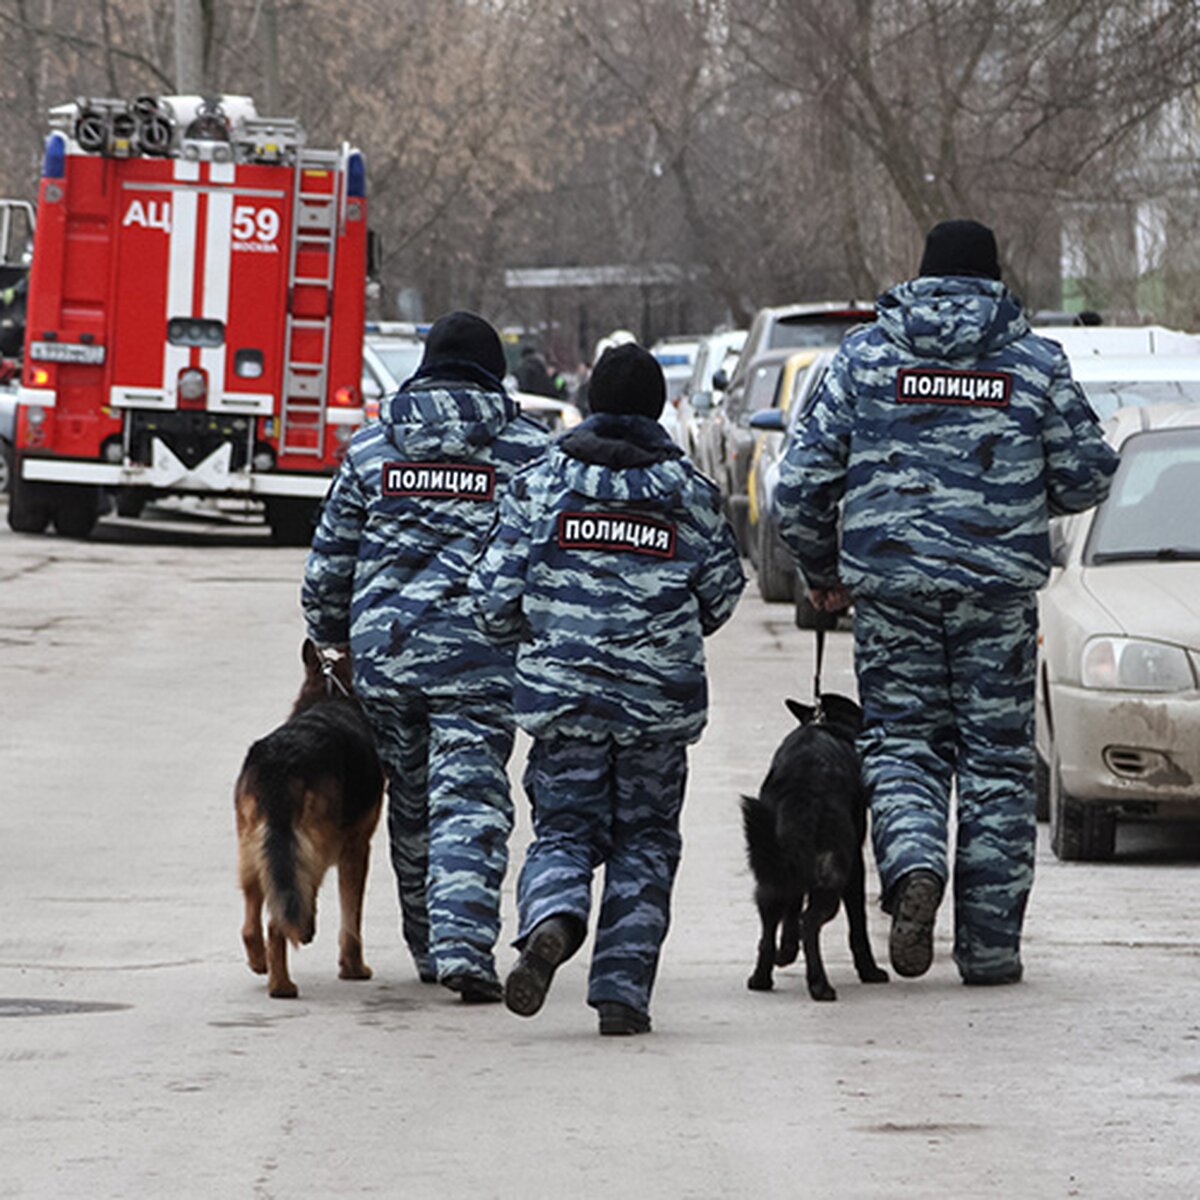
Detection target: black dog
<box><xmin>743</xmin><ymin>694</ymin><xmax>888</xmax><ymax>1001</ymax></box>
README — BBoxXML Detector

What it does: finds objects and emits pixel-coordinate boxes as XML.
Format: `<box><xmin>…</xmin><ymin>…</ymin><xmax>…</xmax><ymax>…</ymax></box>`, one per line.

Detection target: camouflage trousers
<box><xmin>853</xmin><ymin>592</ymin><xmax>1038</xmax><ymax>981</ymax></box>
<box><xmin>516</xmin><ymin>736</ymin><xmax>688</xmax><ymax>1016</ymax></box>
<box><xmin>363</xmin><ymin>694</ymin><xmax>515</xmax><ymax>986</ymax></box>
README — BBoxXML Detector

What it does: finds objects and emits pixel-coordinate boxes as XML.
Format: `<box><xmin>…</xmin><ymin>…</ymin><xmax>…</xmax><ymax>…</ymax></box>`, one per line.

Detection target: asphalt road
<box><xmin>2</xmin><ymin>505</ymin><xmax>1199</xmax><ymax>1199</ymax></box>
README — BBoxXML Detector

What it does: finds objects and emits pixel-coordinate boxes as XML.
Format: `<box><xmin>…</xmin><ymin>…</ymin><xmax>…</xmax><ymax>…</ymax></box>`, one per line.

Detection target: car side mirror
<box><xmin>749</xmin><ymin>408</ymin><xmax>785</xmax><ymax>432</ymax></box>
<box><xmin>712</xmin><ymin>367</ymin><xmax>728</xmax><ymax>392</ymax></box>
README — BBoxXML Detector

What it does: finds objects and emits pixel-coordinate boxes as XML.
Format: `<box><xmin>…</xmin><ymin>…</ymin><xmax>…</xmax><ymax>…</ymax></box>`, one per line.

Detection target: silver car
<box><xmin>1036</xmin><ymin>403</ymin><xmax>1200</xmax><ymax>860</ymax></box>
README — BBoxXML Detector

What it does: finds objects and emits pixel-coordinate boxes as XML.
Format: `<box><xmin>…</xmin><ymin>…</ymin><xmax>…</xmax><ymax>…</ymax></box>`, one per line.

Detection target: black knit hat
<box><xmin>419</xmin><ymin>310</ymin><xmax>506</xmax><ymax>381</ymax></box>
<box><xmin>588</xmin><ymin>343</ymin><xmax>666</xmax><ymax>420</ymax></box>
<box><xmin>918</xmin><ymin>219</ymin><xmax>1001</xmax><ymax>280</ymax></box>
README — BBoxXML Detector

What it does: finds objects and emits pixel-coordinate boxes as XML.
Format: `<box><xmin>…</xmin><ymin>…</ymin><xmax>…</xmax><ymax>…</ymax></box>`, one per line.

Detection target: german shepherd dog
<box><xmin>235</xmin><ymin>639</ymin><xmax>384</xmax><ymax>998</ymax></box>
<box><xmin>742</xmin><ymin>695</ymin><xmax>888</xmax><ymax>1001</ymax></box>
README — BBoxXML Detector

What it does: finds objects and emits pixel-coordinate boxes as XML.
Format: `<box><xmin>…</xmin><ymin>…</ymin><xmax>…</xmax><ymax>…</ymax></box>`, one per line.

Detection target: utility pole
<box><xmin>261</xmin><ymin>0</ymin><xmax>282</xmax><ymax>114</ymax></box>
<box><xmin>174</xmin><ymin>0</ymin><xmax>207</xmax><ymax>93</ymax></box>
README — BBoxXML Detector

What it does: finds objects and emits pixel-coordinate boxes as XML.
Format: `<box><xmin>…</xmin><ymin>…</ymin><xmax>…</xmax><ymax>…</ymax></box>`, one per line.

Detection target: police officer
<box><xmin>470</xmin><ymin>344</ymin><xmax>745</xmax><ymax>1034</ymax></box>
<box><xmin>775</xmin><ymin>220</ymin><xmax>1119</xmax><ymax>986</ymax></box>
<box><xmin>303</xmin><ymin>311</ymin><xmax>550</xmax><ymax>1001</ymax></box>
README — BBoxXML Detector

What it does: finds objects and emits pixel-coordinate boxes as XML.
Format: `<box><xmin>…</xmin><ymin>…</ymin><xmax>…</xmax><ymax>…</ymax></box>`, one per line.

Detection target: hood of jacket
<box><xmin>555</xmin><ymin>412</ymin><xmax>690</xmax><ymax>504</ymax></box>
<box><xmin>383</xmin><ymin>379</ymin><xmax>520</xmax><ymax>459</ymax></box>
<box><xmin>875</xmin><ymin>276</ymin><xmax>1029</xmax><ymax>361</ymax></box>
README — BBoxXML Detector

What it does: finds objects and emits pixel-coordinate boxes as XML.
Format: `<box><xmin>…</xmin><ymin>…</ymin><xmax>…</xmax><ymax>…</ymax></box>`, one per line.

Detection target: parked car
<box><xmin>651</xmin><ymin>337</ymin><xmax>701</xmax><ymax>449</ymax></box>
<box><xmin>362</xmin><ymin>325</ymin><xmax>580</xmax><ymax>433</ymax></box>
<box><xmin>0</xmin><ymin>384</ymin><xmax>15</xmax><ymax>496</ymax></box>
<box><xmin>362</xmin><ymin>325</ymin><xmax>427</xmax><ymax>420</ymax></box>
<box><xmin>1036</xmin><ymin>403</ymin><xmax>1200</xmax><ymax>860</ymax></box>
<box><xmin>745</xmin><ymin>349</ymin><xmax>829</xmax><ymax>602</ymax></box>
<box><xmin>510</xmin><ymin>390</ymin><xmax>583</xmax><ymax>434</ymax></box>
<box><xmin>710</xmin><ymin>347</ymin><xmax>798</xmax><ymax>551</ymax></box>
<box><xmin>1067</xmin><ymin>354</ymin><xmax>1200</xmax><ymax>421</ymax></box>
<box><xmin>717</xmin><ymin>303</ymin><xmax>873</xmax><ymax>551</ymax></box>
<box><xmin>689</xmin><ymin>330</ymin><xmax>746</xmax><ymax>478</ymax></box>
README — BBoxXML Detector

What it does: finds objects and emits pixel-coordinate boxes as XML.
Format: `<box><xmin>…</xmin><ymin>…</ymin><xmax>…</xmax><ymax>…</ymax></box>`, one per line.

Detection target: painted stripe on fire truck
<box><xmin>201</xmin><ymin>186</ymin><xmax>233</xmax><ymax>401</ymax></box>
<box><xmin>164</xmin><ymin>159</ymin><xmax>200</xmax><ymax>402</ymax></box>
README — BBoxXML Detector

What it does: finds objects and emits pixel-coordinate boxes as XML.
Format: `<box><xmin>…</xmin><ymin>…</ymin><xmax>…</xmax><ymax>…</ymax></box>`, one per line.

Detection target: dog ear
<box><xmin>302</xmin><ymin>638</ymin><xmax>322</xmax><ymax>676</ymax></box>
<box><xmin>819</xmin><ymin>693</ymin><xmax>863</xmax><ymax>734</ymax></box>
<box><xmin>784</xmin><ymin>698</ymin><xmax>815</xmax><ymax>725</ymax></box>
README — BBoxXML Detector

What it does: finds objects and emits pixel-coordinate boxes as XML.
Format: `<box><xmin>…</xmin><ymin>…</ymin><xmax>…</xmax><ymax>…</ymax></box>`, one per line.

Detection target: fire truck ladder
<box><xmin>278</xmin><ymin>148</ymin><xmax>343</xmax><ymax>457</ymax></box>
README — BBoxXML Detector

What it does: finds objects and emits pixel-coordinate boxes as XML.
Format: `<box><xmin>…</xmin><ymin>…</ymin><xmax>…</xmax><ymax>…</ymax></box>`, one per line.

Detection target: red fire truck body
<box><xmin>11</xmin><ymin>95</ymin><xmax>367</xmax><ymax>541</ymax></box>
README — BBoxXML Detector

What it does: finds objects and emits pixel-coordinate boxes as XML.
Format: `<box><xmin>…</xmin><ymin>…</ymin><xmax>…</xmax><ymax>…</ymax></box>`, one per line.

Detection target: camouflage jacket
<box><xmin>302</xmin><ymin>378</ymin><xmax>550</xmax><ymax>700</ymax></box>
<box><xmin>774</xmin><ymin>277</ymin><xmax>1119</xmax><ymax>598</ymax></box>
<box><xmin>470</xmin><ymin>413</ymin><xmax>745</xmax><ymax>744</ymax></box>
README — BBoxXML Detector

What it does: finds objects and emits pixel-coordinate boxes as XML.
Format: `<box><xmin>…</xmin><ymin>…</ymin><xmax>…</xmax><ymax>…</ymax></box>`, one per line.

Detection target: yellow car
<box><xmin>745</xmin><ymin>349</ymin><xmax>824</xmax><ymax>602</ymax></box>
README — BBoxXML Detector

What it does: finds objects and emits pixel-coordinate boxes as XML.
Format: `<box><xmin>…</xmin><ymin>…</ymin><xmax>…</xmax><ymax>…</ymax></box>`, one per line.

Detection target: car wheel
<box><xmin>794</xmin><ymin>576</ymin><xmax>821</xmax><ymax>629</ymax></box>
<box><xmin>756</xmin><ymin>519</ymin><xmax>795</xmax><ymax>603</ymax></box>
<box><xmin>115</xmin><ymin>487</ymin><xmax>149</xmax><ymax>519</ymax></box>
<box><xmin>728</xmin><ymin>495</ymin><xmax>752</xmax><ymax>557</ymax></box>
<box><xmin>7</xmin><ymin>467</ymin><xmax>52</xmax><ymax>534</ymax></box>
<box><xmin>1049</xmin><ymin>749</ymin><xmax>1116</xmax><ymax>861</ymax></box>
<box><xmin>1034</xmin><ymin>751</ymin><xmax>1050</xmax><ymax>823</ymax></box>
<box><xmin>51</xmin><ymin>484</ymin><xmax>100</xmax><ymax>539</ymax></box>
<box><xmin>266</xmin><ymin>497</ymin><xmax>318</xmax><ymax>546</ymax></box>
<box><xmin>0</xmin><ymin>437</ymin><xmax>11</xmax><ymax>495</ymax></box>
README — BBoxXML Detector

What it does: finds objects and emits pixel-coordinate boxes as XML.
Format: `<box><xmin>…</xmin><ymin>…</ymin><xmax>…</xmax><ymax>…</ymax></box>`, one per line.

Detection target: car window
<box><xmin>1085</xmin><ymin>428</ymin><xmax>1200</xmax><ymax>563</ymax></box>
<box><xmin>738</xmin><ymin>362</ymin><xmax>784</xmax><ymax>417</ymax></box>
<box><xmin>1080</xmin><ymin>379</ymin><xmax>1200</xmax><ymax>420</ymax></box>
<box><xmin>766</xmin><ymin>317</ymin><xmax>864</xmax><ymax>351</ymax></box>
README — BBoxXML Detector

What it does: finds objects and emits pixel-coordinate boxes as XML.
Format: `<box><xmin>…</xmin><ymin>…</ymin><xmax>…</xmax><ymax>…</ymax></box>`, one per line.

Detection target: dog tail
<box><xmin>253</xmin><ymin>758</ymin><xmax>317</xmax><ymax>946</ymax></box>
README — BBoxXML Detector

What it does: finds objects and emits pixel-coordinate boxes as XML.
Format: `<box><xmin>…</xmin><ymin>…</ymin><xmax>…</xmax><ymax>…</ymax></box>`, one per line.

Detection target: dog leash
<box><xmin>320</xmin><ymin>654</ymin><xmax>351</xmax><ymax>698</ymax></box>
<box><xmin>813</xmin><ymin>626</ymin><xmax>825</xmax><ymax>722</ymax></box>
<box><xmin>812</xmin><ymin>609</ymin><xmax>837</xmax><ymax>722</ymax></box>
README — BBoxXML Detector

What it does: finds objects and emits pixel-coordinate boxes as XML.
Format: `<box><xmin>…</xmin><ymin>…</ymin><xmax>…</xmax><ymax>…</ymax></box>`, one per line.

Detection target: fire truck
<box><xmin>8</xmin><ymin>94</ymin><xmax>369</xmax><ymax>542</ymax></box>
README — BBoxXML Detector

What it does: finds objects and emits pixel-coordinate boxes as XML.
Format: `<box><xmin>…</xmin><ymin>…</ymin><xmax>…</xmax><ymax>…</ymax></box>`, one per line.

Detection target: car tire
<box><xmin>266</xmin><ymin>497</ymin><xmax>318</xmax><ymax>546</ymax></box>
<box><xmin>728</xmin><ymin>495</ymin><xmax>752</xmax><ymax>557</ymax></box>
<box><xmin>0</xmin><ymin>437</ymin><xmax>11</xmax><ymax>495</ymax></box>
<box><xmin>51</xmin><ymin>484</ymin><xmax>100</xmax><ymax>539</ymax></box>
<box><xmin>1049</xmin><ymin>750</ymin><xmax>1116</xmax><ymax>861</ymax></box>
<box><xmin>7</xmin><ymin>467</ymin><xmax>52</xmax><ymax>534</ymax></box>
<box><xmin>1035</xmin><ymin>751</ymin><xmax>1050</xmax><ymax>823</ymax></box>
<box><xmin>756</xmin><ymin>519</ymin><xmax>795</xmax><ymax>603</ymax></box>
<box><xmin>794</xmin><ymin>577</ymin><xmax>821</xmax><ymax>629</ymax></box>
<box><xmin>115</xmin><ymin>487</ymin><xmax>149</xmax><ymax>519</ymax></box>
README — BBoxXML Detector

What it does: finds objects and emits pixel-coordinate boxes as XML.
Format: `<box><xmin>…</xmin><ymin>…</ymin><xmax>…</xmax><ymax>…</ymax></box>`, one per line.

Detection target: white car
<box><xmin>361</xmin><ymin>330</ymin><xmax>581</xmax><ymax>433</ymax></box>
<box><xmin>361</xmin><ymin>330</ymin><xmax>426</xmax><ymax>420</ymax></box>
<box><xmin>1036</xmin><ymin>403</ymin><xmax>1200</xmax><ymax>861</ymax></box>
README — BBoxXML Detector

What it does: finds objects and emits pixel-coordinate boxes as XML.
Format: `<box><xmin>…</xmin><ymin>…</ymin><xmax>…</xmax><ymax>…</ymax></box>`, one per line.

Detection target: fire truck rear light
<box><xmin>103</xmin><ymin>441</ymin><xmax>124</xmax><ymax>464</ymax></box>
<box><xmin>178</xmin><ymin>368</ymin><xmax>207</xmax><ymax>402</ymax></box>
<box><xmin>234</xmin><ymin>349</ymin><xmax>263</xmax><ymax>378</ymax></box>
<box><xmin>31</xmin><ymin>367</ymin><xmax>50</xmax><ymax>386</ymax></box>
<box><xmin>26</xmin><ymin>406</ymin><xmax>46</xmax><ymax>428</ymax></box>
<box><xmin>252</xmin><ymin>447</ymin><xmax>276</xmax><ymax>472</ymax></box>
<box><xmin>168</xmin><ymin>317</ymin><xmax>224</xmax><ymax>347</ymax></box>
<box><xmin>332</xmin><ymin>385</ymin><xmax>358</xmax><ymax>407</ymax></box>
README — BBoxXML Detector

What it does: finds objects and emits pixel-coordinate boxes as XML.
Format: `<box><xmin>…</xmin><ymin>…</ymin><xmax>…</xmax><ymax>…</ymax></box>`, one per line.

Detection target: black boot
<box><xmin>504</xmin><ymin>916</ymin><xmax>576</xmax><ymax>1017</ymax></box>
<box><xmin>888</xmin><ymin>869</ymin><xmax>943</xmax><ymax>978</ymax></box>
<box><xmin>442</xmin><ymin>974</ymin><xmax>503</xmax><ymax>1004</ymax></box>
<box><xmin>597</xmin><ymin>1002</ymin><xmax>651</xmax><ymax>1036</ymax></box>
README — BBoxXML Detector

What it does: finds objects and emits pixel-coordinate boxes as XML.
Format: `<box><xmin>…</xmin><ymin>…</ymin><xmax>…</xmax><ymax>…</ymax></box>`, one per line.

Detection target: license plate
<box><xmin>30</xmin><ymin>341</ymin><xmax>106</xmax><ymax>365</ymax></box>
